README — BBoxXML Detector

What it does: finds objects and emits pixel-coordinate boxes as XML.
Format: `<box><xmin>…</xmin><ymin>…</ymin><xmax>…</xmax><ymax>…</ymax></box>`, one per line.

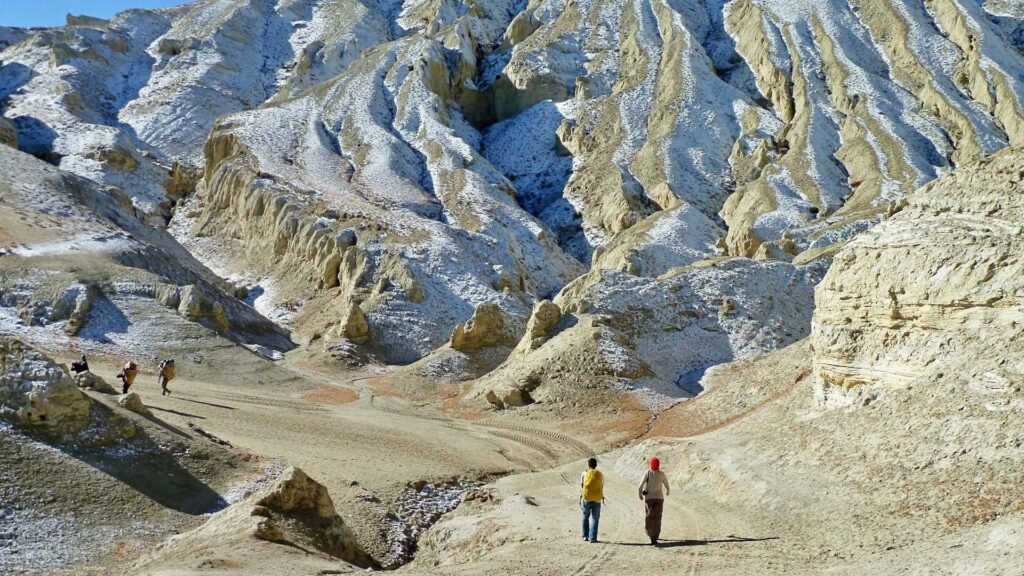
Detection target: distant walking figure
<box><xmin>158</xmin><ymin>359</ymin><xmax>176</xmax><ymax>396</ymax></box>
<box><xmin>70</xmin><ymin>355</ymin><xmax>89</xmax><ymax>374</ymax></box>
<box><xmin>116</xmin><ymin>361</ymin><xmax>139</xmax><ymax>394</ymax></box>
<box><xmin>580</xmin><ymin>457</ymin><xmax>604</xmax><ymax>543</ymax></box>
<box><xmin>639</xmin><ymin>457</ymin><xmax>670</xmax><ymax>546</ymax></box>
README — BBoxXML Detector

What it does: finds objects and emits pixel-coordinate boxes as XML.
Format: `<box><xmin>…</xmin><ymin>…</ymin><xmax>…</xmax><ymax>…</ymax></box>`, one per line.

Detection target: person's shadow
<box><xmin>609</xmin><ymin>535</ymin><xmax>779</xmax><ymax>548</ymax></box>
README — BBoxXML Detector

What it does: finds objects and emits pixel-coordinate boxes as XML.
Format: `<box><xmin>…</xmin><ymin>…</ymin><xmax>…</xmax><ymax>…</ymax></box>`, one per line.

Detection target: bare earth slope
<box><xmin>0</xmin><ymin>144</ymin><xmax>290</xmax><ymax>365</ymax></box>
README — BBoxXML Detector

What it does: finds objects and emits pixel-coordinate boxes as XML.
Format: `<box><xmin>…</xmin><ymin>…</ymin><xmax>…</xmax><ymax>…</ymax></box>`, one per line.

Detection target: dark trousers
<box><xmin>645</xmin><ymin>498</ymin><xmax>664</xmax><ymax>541</ymax></box>
<box><xmin>582</xmin><ymin>501</ymin><xmax>601</xmax><ymax>541</ymax></box>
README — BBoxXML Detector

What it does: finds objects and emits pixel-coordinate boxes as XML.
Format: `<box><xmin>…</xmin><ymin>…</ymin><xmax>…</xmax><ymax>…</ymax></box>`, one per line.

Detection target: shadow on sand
<box><xmin>148</xmin><ymin>405</ymin><xmax>206</xmax><ymax>420</ymax></box>
<box><xmin>60</xmin><ymin>402</ymin><xmax>228</xmax><ymax>515</ymax></box>
<box><xmin>608</xmin><ymin>535</ymin><xmax>779</xmax><ymax>548</ymax></box>
<box><xmin>176</xmin><ymin>397</ymin><xmax>236</xmax><ymax>410</ymax></box>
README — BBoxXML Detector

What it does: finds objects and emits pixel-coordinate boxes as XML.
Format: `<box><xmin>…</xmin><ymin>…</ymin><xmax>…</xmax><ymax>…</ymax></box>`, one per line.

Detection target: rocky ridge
<box><xmin>3</xmin><ymin>1</ymin><xmax>1022</xmax><ymax>401</ymax></box>
<box><xmin>0</xmin><ymin>143</ymin><xmax>290</xmax><ymax>361</ymax></box>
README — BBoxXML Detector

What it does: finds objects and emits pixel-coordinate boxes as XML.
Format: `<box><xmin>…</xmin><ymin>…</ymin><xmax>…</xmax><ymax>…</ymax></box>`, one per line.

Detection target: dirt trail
<box><xmin>405</xmin><ymin>460</ymin><xmax>789</xmax><ymax>575</ymax></box>
<box><xmin>118</xmin><ymin>356</ymin><xmax>601</xmax><ymax>566</ymax></box>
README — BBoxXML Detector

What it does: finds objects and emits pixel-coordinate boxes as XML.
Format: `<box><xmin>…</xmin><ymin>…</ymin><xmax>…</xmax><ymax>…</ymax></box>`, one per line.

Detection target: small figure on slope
<box><xmin>580</xmin><ymin>457</ymin><xmax>604</xmax><ymax>543</ymax></box>
<box><xmin>70</xmin><ymin>355</ymin><xmax>89</xmax><ymax>374</ymax></box>
<box><xmin>158</xmin><ymin>358</ymin><xmax>176</xmax><ymax>396</ymax></box>
<box><xmin>116</xmin><ymin>361</ymin><xmax>139</xmax><ymax>395</ymax></box>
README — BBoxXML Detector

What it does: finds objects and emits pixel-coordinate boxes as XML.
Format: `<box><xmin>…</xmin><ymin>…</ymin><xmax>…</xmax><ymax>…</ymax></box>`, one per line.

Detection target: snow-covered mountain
<box><xmin>2</xmin><ymin>0</ymin><xmax>1023</xmax><ymax>396</ymax></box>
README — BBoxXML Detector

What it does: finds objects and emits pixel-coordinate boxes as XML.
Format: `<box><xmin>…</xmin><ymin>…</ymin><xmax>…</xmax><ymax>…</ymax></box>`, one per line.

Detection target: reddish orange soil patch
<box><xmin>566</xmin><ymin>395</ymin><xmax>651</xmax><ymax>446</ymax></box>
<box><xmin>303</xmin><ymin>386</ymin><xmax>359</xmax><ymax>404</ymax></box>
<box><xmin>109</xmin><ymin>538</ymin><xmax>152</xmax><ymax>564</ymax></box>
<box><xmin>439</xmin><ymin>383</ymin><xmax>487</xmax><ymax>420</ymax></box>
<box><xmin>368</xmin><ymin>376</ymin><xmax>402</xmax><ymax>398</ymax></box>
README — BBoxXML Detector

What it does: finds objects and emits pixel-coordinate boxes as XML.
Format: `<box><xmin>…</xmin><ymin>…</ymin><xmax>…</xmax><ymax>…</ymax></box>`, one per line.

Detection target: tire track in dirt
<box><xmin>195</xmin><ymin>390</ymin><xmax>330</xmax><ymax>413</ymax></box>
<box><xmin>374</xmin><ymin>405</ymin><xmax>590</xmax><ymax>452</ymax></box>
<box><xmin>475</xmin><ymin>421</ymin><xmax>595</xmax><ymax>458</ymax></box>
<box><xmin>574</xmin><ymin>547</ymin><xmax>614</xmax><ymax>575</ymax></box>
<box><xmin>372</xmin><ymin>405</ymin><xmax>595</xmax><ymax>472</ymax></box>
<box><xmin>486</xmin><ymin>431</ymin><xmax>559</xmax><ymax>461</ymax></box>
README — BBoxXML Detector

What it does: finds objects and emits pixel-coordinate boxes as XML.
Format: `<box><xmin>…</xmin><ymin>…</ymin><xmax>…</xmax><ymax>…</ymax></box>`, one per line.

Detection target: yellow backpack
<box><xmin>581</xmin><ymin>469</ymin><xmax>604</xmax><ymax>502</ymax></box>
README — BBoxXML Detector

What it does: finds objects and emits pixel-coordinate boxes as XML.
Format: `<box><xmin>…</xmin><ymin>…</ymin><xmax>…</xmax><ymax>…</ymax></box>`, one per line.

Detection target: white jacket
<box><xmin>639</xmin><ymin>470</ymin><xmax>670</xmax><ymax>500</ymax></box>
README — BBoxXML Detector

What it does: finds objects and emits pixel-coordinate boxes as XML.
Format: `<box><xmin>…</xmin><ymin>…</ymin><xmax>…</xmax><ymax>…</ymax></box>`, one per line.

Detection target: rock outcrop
<box><xmin>246</xmin><ymin>467</ymin><xmax>371</xmax><ymax>565</ymax></box>
<box><xmin>338</xmin><ymin>302</ymin><xmax>370</xmax><ymax>345</ymax></box>
<box><xmin>137</xmin><ymin>467</ymin><xmax>374</xmax><ymax>571</ymax></box>
<box><xmin>812</xmin><ymin>146</ymin><xmax>1024</xmax><ymax>408</ymax></box>
<box><xmin>515</xmin><ymin>300</ymin><xmax>562</xmax><ymax>354</ymax></box>
<box><xmin>450</xmin><ymin>304</ymin><xmax>517</xmax><ymax>352</ymax></box>
<box><xmin>0</xmin><ymin>117</ymin><xmax>16</xmax><ymax>149</ymax></box>
<box><xmin>73</xmin><ymin>371</ymin><xmax>117</xmax><ymax>394</ymax></box>
<box><xmin>118</xmin><ymin>392</ymin><xmax>151</xmax><ymax>417</ymax></box>
<box><xmin>0</xmin><ymin>338</ymin><xmax>90</xmax><ymax>433</ymax></box>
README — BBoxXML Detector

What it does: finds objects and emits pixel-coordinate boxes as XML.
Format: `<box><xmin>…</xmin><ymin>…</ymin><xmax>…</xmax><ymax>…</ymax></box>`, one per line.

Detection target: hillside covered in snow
<box><xmin>2</xmin><ymin>0</ymin><xmax>1024</xmax><ymax>400</ymax></box>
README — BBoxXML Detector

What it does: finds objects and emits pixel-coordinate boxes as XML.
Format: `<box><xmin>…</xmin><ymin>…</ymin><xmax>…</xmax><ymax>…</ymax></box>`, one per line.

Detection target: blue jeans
<box><xmin>581</xmin><ymin>500</ymin><xmax>601</xmax><ymax>541</ymax></box>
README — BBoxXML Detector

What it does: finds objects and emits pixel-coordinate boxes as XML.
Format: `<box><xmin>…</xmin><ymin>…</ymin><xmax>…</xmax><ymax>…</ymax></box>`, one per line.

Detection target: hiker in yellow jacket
<box><xmin>580</xmin><ymin>457</ymin><xmax>604</xmax><ymax>543</ymax></box>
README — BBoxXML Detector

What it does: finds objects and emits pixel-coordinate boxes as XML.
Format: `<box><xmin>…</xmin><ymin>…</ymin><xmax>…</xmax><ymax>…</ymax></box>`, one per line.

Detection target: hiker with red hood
<box><xmin>638</xmin><ymin>456</ymin><xmax>670</xmax><ymax>546</ymax></box>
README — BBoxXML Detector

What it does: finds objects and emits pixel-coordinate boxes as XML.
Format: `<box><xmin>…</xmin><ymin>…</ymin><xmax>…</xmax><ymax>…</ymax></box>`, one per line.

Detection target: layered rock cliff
<box><xmin>812</xmin><ymin>144</ymin><xmax>1024</xmax><ymax>408</ymax></box>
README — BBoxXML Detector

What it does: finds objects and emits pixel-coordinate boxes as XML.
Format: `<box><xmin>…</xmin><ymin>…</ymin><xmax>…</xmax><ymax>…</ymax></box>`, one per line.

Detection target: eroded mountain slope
<box><xmin>3</xmin><ymin>0</ymin><xmax>1024</xmax><ymax>401</ymax></box>
<box><xmin>0</xmin><ymin>144</ymin><xmax>290</xmax><ymax>359</ymax></box>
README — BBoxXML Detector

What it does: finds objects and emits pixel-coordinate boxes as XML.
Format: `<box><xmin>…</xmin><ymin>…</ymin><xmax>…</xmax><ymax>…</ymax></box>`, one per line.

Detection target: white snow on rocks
<box><xmin>563</xmin><ymin>258</ymin><xmax>822</xmax><ymax>390</ymax></box>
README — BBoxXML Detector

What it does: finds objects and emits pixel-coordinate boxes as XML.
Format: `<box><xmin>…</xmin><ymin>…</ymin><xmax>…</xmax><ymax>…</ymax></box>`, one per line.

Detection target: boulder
<box><xmin>0</xmin><ymin>339</ymin><xmax>91</xmax><ymax>433</ymax></box>
<box><xmin>118</xmin><ymin>392</ymin><xmax>152</xmax><ymax>417</ymax></box>
<box><xmin>137</xmin><ymin>467</ymin><xmax>375</xmax><ymax>569</ymax></box>
<box><xmin>516</xmin><ymin>300</ymin><xmax>561</xmax><ymax>353</ymax></box>
<box><xmin>82</xmin><ymin>140</ymin><xmax>139</xmax><ymax>172</ymax></box>
<box><xmin>0</xmin><ymin>117</ymin><xmax>16</xmax><ymax>149</ymax></box>
<box><xmin>64</xmin><ymin>283</ymin><xmax>98</xmax><ymax>336</ymax></box>
<box><xmin>450</xmin><ymin>304</ymin><xmax>515</xmax><ymax>352</ymax></box>
<box><xmin>177</xmin><ymin>285</ymin><xmax>230</xmax><ymax>332</ymax></box>
<box><xmin>484</xmin><ymin>385</ymin><xmax>534</xmax><ymax>410</ymax></box>
<box><xmin>73</xmin><ymin>371</ymin><xmax>117</xmax><ymax>394</ymax></box>
<box><xmin>339</xmin><ymin>302</ymin><xmax>370</xmax><ymax>345</ymax></box>
<box><xmin>163</xmin><ymin>161</ymin><xmax>196</xmax><ymax>199</ymax></box>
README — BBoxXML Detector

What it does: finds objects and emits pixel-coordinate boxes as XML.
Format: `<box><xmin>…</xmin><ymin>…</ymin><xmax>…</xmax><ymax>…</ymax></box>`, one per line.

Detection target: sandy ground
<box><xmin>396</xmin><ymin>341</ymin><xmax>1024</xmax><ymax>576</ymax></box>
<box><xmin>406</xmin><ymin>460</ymin><xmax>789</xmax><ymax>576</ymax></box>
<box><xmin>102</xmin><ymin>352</ymin><xmax>600</xmax><ymax>569</ymax></box>
<box><xmin>34</xmin><ymin>340</ymin><xmax>1023</xmax><ymax>575</ymax></box>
